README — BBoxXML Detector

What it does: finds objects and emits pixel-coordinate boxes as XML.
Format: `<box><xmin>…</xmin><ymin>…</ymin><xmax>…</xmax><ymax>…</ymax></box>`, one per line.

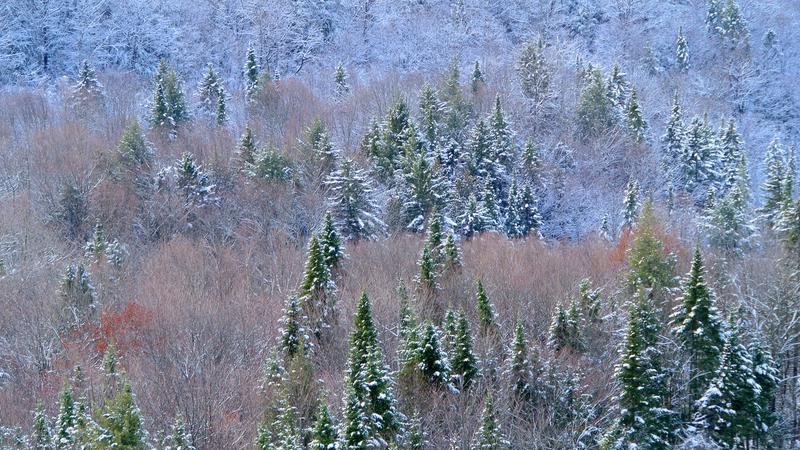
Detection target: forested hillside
<box><xmin>0</xmin><ymin>0</ymin><xmax>799</xmax><ymax>449</ymax></box>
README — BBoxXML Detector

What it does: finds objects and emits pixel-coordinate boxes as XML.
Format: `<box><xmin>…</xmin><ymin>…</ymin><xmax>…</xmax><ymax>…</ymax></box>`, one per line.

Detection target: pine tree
<box><xmin>602</xmin><ymin>290</ymin><xmax>672</xmax><ymax>450</ymax></box>
<box><xmin>244</xmin><ymin>46</ymin><xmax>260</xmax><ymax>100</ymax></box>
<box><xmin>758</xmin><ymin>139</ymin><xmax>787</xmax><ymax>228</ymax></box>
<box><xmin>70</xmin><ymin>60</ymin><xmax>104</xmax><ymax>111</ymax></box>
<box><xmin>298</xmin><ymin>235</ymin><xmax>335</xmax><ymax>337</ymax></box>
<box><xmin>621</xmin><ymin>180</ymin><xmax>640</xmax><ymax>229</ymax></box>
<box><xmin>325</xmin><ymin>159</ymin><xmax>385</xmax><ymax>240</ymax></box>
<box><xmin>309</xmin><ymin>400</ymin><xmax>337</xmax><ymax>450</ymax></box>
<box><xmin>334</xmin><ymin>63</ymin><xmax>349</xmax><ymax>98</ymax></box>
<box><xmin>237</xmin><ymin>126</ymin><xmax>258</xmax><ymax>169</ymax></box>
<box><xmin>517</xmin><ymin>39</ymin><xmax>550</xmax><ymax>103</ymax></box>
<box><xmin>451</xmin><ymin>311</ymin><xmax>479</xmax><ymax>389</ymax></box>
<box><xmin>471</xmin><ymin>60</ymin><xmax>485</xmax><ymax>94</ymax></box>
<box><xmin>670</xmin><ymin>248</ymin><xmax>725</xmax><ymax>399</ymax></box>
<box><xmin>31</xmin><ymin>404</ymin><xmax>52</xmax><ymax>450</ymax></box>
<box><xmin>98</xmin><ymin>380</ymin><xmax>145</xmax><ymax>449</ymax></box>
<box><xmin>475</xmin><ymin>280</ymin><xmax>496</xmax><ymax>334</ymax></box>
<box><xmin>416</xmin><ymin>323</ymin><xmax>451</xmax><ymax>385</ymax></box>
<box><xmin>625</xmin><ymin>88</ymin><xmax>647</xmax><ymax>142</ymax></box>
<box><xmin>215</xmin><ymin>85</ymin><xmax>227</xmax><ymax>126</ymax></box>
<box><xmin>676</xmin><ymin>28</ymin><xmax>689</xmax><ymax>73</ymax></box>
<box><xmin>693</xmin><ymin>323</ymin><xmax>759</xmax><ymax>448</ymax></box>
<box><xmin>473</xmin><ymin>394</ymin><xmax>508</xmax><ymax>450</ymax></box>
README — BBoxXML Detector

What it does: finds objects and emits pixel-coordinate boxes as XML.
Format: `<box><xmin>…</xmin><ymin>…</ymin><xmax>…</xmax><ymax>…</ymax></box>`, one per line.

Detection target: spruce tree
<box><xmin>621</xmin><ymin>180</ymin><xmax>640</xmax><ymax>229</ymax></box>
<box><xmin>473</xmin><ymin>394</ymin><xmax>508</xmax><ymax>450</ymax></box>
<box><xmin>31</xmin><ymin>404</ymin><xmax>51</xmax><ymax>450</ymax></box>
<box><xmin>718</xmin><ymin>0</ymin><xmax>748</xmax><ymax>44</ymax></box>
<box><xmin>325</xmin><ymin>159</ymin><xmax>385</xmax><ymax>240</ymax></box>
<box><xmin>215</xmin><ymin>85</ymin><xmax>227</xmax><ymax>126</ymax></box>
<box><xmin>516</xmin><ymin>184</ymin><xmax>541</xmax><ymax>238</ymax></box>
<box><xmin>670</xmin><ymin>248</ymin><xmax>725</xmax><ymax>399</ymax></box>
<box><xmin>504</xmin><ymin>180</ymin><xmax>521</xmax><ymax>238</ymax></box>
<box><xmin>70</xmin><ymin>60</ymin><xmax>104</xmax><ymax>111</ymax></box>
<box><xmin>244</xmin><ymin>46</ymin><xmax>260</xmax><ymax>100</ymax></box>
<box><xmin>626</xmin><ymin>201</ymin><xmax>676</xmax><ymax>292</ymax></box>
<box><xmin>451</xmin><ymin>311</ymin><xmax>479</xmax><ymax>389</ymax></box>
<box><xmin>303</xmin><ymin>119</ymin><xmax>337</xmax><ymax>177</ymax></box>
<box><xmin>54</xmin><ymin>386</ymin><xmax>76</xmax><ymax>449</ymax></box>
<box><xmin>339</xmin><ymin>384</ymin><xmax>372</xmax><ymax>450</ymax></box>
<box><xmin>702</xmin><ymin>183</ymin><xmax>755</xmax><ymax>257</ymax></box>
<box><xmin>84</xmin><ymin>219</ymin><xmax>107</xmax><ymax>259</ymax></box>
<box><xmin>475</xmin><ymin>280</ymin><xmax>496</xmax><ymax>334</ymax></box>
<box><xmin>750</xmin><ymin>337</ymin><xmax>779</xmax><ymax>445</ymax></box>
<box><xmin>60</xmin><ymin>263</ymin><xmax>96</xmax><ymax>326</ymax></box>
<box><xmin>266</xmin><ymin>395</ymin><xmax>302</xmax><ymax>450</ymax></box>
<box><xmin>607</xmin><ymin>64</ymin><xmax>628</xmax><ymax>108</ymax></box>
<box><xmin>309</xmin><ymin>400</ymin><xmax>337</xmax><ymax>450</ymax></box>
<box><xmin>117</xmin><ymin>119</ymin><xmax>154</xmax><ymax>169</ymax></box>
<box><xmin>197</xmin><ymin>62</ymin><xmax>220</xmax><ymax>113</ymax></box>
<box><xmin>547</xmin><ymin>304</ymin><xmax>570</xmax><ymax>353</ymax></box>
<box><xmin>782</xmin><ymin>199</ymin><xmax>800</xmax><ymax>268</ymax></box>
<box><xmin>517</xmin><ymin>39</ymin><xmax>550</xmax><ymax>103</ymax></box>
<box><xmin>759</xmin><ymin>139</ymin><xmax>787</xmax><ymax>228</ymax></box>
<box><xmin>98</xmin><ymin>380</ymin><xmax>145</xmax><ymax>449</ymax></box>
<box><xmin>719</xmin><ymin>119</ymin><xmax>745</xmax><ymax>192</ymax></box>
<box><xmin>279</xmin><ymin>296</ymin><xmax>308</xmax><ymax>360</ymax></box>
<box><xmin>676</xmin><ymin>28</ymin><xmax>689</xmax><ymax>73</ymax></box>
<box><xmin>396</xmin><ymin>136</ymin><xmax>449</xmax><ymax>232</ymax></box>
<box><xmin>662</xmin><ymin>93</ymin><xmax>685</xmax><ymax>174</ymax></box>
<box><xmin>416</xmin><ymin>244</ymin><xmax>438</xmax><ymax>293</ymax></box>
<box><xmin>625</xmin><ymin>88</ymin><xmax>647</xmax><ymax>142</ymax></box>
<box><xmin>397</xmin><ymin>287</ymin><xmax>421</xmax><ymax>371</ymax></box>
<box><xmin>440</xmin><ymin>60</ymin><xmax>471</xmax><ymax>141</ymax></box>
<box><xmin>416</xmin><ymin>323</ymin><xmax>451</xmax><ymax>385</ymax></box>
<box><xmin>507</xmin><ymin>321</ymin><xmax>538</xmax><ymax>405</ymax></box>
<box><xmin>471</xmin><ymin>60</ymin><xmax>485</xmax><ymax>94</ymax></box>
<box><xmin>320</xmin><ymin>211</ymin><xmax>345</xmax><ymax>273</ymax></box>
<box><xmin>418</xmin><ymin>84</ymin><xmax>444</xmax><ymax>150</ymax></box>
<box><xmin>576</xmin><ymin>69</ymin><xmax>616</xmax><ymax>140</ymax></box>
<box><xmin>237</xmin><ymin>126</ymin><xmax>258</xmax><ymax>169</ymax></box>
<box><xmin>334</xmin><ymin>63</ymin><xmax>349</xmax><ymax>98</ymax></box>
<box><xmin>298</xmin><ymin>235</ymin><xmax>335</xmax><ymax>337</ymax></box>
<box><xmin>488</xmin><ymin>95</ymin><xmax>514</xmax><ymax>172</ymax></box>
<box><xmin>459</xmin><ymin>194</ymin><xmax>491</xmax><ymax>239</ymax></box>
<box><xmin>442</xmin><ymin>231</ymin><xmax>463</xmax><ymax>274</ymax></box>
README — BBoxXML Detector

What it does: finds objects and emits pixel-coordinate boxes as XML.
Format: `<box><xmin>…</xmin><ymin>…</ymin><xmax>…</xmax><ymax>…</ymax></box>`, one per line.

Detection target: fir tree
<box><xmin>279</xmin><ymin>296</ymin><xmax>308</xmax><ymax>360</ymax></box>
<box><xmin>416</xmin><ymin>323</ymin><xmax>451</xmax><ymax>385</ymax></box>
<box><xmin>471</xmin><ymin>60</ymin><xmax>485</xmax><ymax>94</ymax></box>
<box><xmin>70</xmin><ymin>60</ymin><xmax>104</xmax><ymax>111</ymax></box>
<box><xmin>84</xmin><ymin>219</ymin><xmax>107</xmax><ymax>259</ymax></box>
<box><xmin>442</xmin><ymin>231</ymin><xmax>463</xmax><ymax>274</ymax></box>
<box><xmin>504</xmin><ymin>180</ymin><xmax>521</xmax><ymax>238</ymax></box>
<box><xmin>320</xmin><ymin>211</ymin><xmax>345</xmax><ymax>273</ymax></box>
<box><xmin>197</xmin><ymin>62</ymin><xmax>220</xmax><ymax>113</ymax></box>
<box><xmin>621</xmin><ymin>180</ymin><xmax>640</xmax><ymax>229</ymax></box>
<box><xmin>168</xmin><ymin>415</ymin><xmax>195</xmax><ymax>450</ymax></box>
<box><xmin>782</xmin><ymin>199</ymin><xmax>800</xmax><ymax>267</ymax></box>
<box><xmin>60</xmin><ymin>263</ymin><xmax>96</xmax><ymax>326</ymax></box>
<box><xmin>334</xmin><ymin>63</ymin><xmax>349</xmax><ymax>98</ymax></box>
<box><xmin>215</xmin><ymin>85</ymin><xmax>227</xmax><ymax>126</ymax></box>
<box><xmin>670</xmin><ymin>248</ymin><xmax>725</xmax><ymax>399</ymax></box>
<box><xmin>31</xmin><ymin>404</ymin><xmax>52</xmax><ymax>450</ymax></box>
<box><xmin>475</xmin><ymin>280</ymin><xmax>496</xmax><ymax>334</ymax></box>
<box><xmin>758</xmin><ymin>139</ymin><xmax>787</xmax><ymax>228</ymax></box>
<box><xmin>298</xmin><ymin>235</ymin><xmax>335</xmax><ymax>337</ymax></box>
<box><xmin>488</xmin><ymin>95</ymin><xmax>514</xmax><ymax>172</ymax></box>
<box><xmin>521</xmin><ymin>140</ymin><xmax>543</xmax><ymax>184</ymax></box>
<box><xmin>404</xmin><ymin>411</ymin><xmax>425</xmax><ymax>450</ymax></box>
<box><xmin>244</xmin><ymin>46</ymin><xmax>260</xmax><ymax>100</ymax></box>
<box><xmin>339</xmin><ymin>384</ymin><xmax>372</xmax><ymax>450</ymax></box>
<box><xmin>150</xmin><ymin>60</ymin><xmax>188</xmax><ymax>132</ymax></box>
<box><xmin>397</xmin><ymin>286</ymin><xmax>421</xmax><ymax>370</ymax></box>
<box><xmin>303</xmin><ymin>119</ymin><xmax>337</xmax><ymax>177</ymax></box>
<box><xmin>577</xmin><ymin>69</ymin><xmax>617</xmax><ymax>140</ymax></box>
<box><xmin>750</xmin><ymin>336</ymin><xmax>779</xmax><ymax>444</ymax></box>
<box><xmin>459</xmin><ymin>194</ymin><xmax>491</xmax><ymax>238</ymax></box>
<box><xmin>626</xmin><ymin>202</ymin><xmax>676</xmax><ymax>293</ymax></box>
<box><xmin>440</xmin><ymin>60</ymin><xmax>471</xmax><ymax>141</ymax></box>
<box><xmin>676</xmin><ymin>28</ymin><xmax>689</xmax><ymax>73</ymax></box>
<box><xmin>607</xmin><ymin>64</ymin><xmax>628</xmax><ymax>108</ymax></box>
<box><xmin>507</xmin><ymin>321</ymin><xmax>537</xmax><ymax>405</ymax></box>
<box><xmin>706</xmin><ymin>0</ymin><xmax>723</xmax><ymax>33</ymax></box>
<box><xmin>625</xmin><ymin>88</ymin><xmax>647</xmax><ymax>142</ymax></box>
<box><xmin>451</xmin><ymin>311</ymin><xmax>479</xmax><ymax>389</ymax></box>
<box><xmin>309</xmin><ymin>400</ymin><xmax>337</xmax><ymax>450</ymax></box>
<box><xmin>662</xmin><ymin>93</ymin><xmax>685</xmax><ymax>173</ymax></box>
<box><xmin>117</xmin><ymin>119</ymin><xmax>154</xmax><ymax>169</ymax></box>
<box><xmin>473</xmin><ymin>394</ymin><xmax>508</xmax><ymax>450</ymax></box>
<box><xmin>547</xmin><ymin>304</ymin><xmax>570</xmax><ymax>353</ymax></box>
<box><xmin>396</xmin><ymin>135</ymin><xmax>449</xmax><ymax>232</ymax></box>
<box><xmin>702</xmin><ymin>184</ymin><xmax>755</xmax><ymax>257</ymax></box>
<box><xmin>54</xmin><ymin>385</ymin><xmax>76</xmax><ymax>449</ymax></box>
<box><xmin>98</xmin><ymin>380</ymin><xmax>145</xmax><ymax>449</ymax></box>
<box><xmin>718</xmin><ymin>0</ymin><xmax>748</xmax><ymax>44</ymax></box>
<box><xmin>325</xmin><ymin>159</ymin><xmax>385</xmax><ymax>240</ymax></box>
<box><xmin>237</xmin><ymin>126</ymin><xmax>258</xmax><ymax>169</ymax></box>
<box><xmin>719</xmin><ymin>119</ymin><xmax>745</xmax><ymax>192</ymax></box>
<box><xmin>418</xmin><ymin>84</ymin><xmax>444</xmax><ymax>150</ymax></box>
<box><xmin>517</xmin><ymin>39</ymin><xmax>550</xmax><ymax>103</ymax></box>
<box><xmin>602</xmin><ymin>290</ymin><xmax>672</xmax><ymax>450</ymax></box>
<box><xmin>680</xmin><ymin>116</ymin><xmax>721</xmax><ymax>194</ymax></box>
<box><xmin>516</xmin><ymin>184</ymin><xmax>541</xmax><ymax>238</ymax></box>
<box><xmin>416</xmin><ymin>244</ymin><xmax>438</xmax><ymax>292</ymax></box>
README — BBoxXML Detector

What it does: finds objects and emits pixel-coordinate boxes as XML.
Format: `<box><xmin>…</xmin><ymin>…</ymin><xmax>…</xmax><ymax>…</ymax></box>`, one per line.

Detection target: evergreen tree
<box><xmin>473</xmin><ymin>394</ymin><xmax>508</xmax><ymax>450</ymax></box>
<box><xmin>601</xmin><ymin>291</ymin><xmax>672</xmax><ymax>450</ymax></box>
<box><xmin>334</xmin><ymin>63</ymin><xmax>349</xmax><ymax>98</ymax></box>
<box><xmin>680</xmin><ymin>116</ymin><xmax>721</xmax><ymax>194</ymax></box>
<box><xmin>416</xmin><ymin>323</ymin><xmax>451</xmax><ymax>385</ymax></box>
<box><xmin>440</xmin><ymin>60</ymin><xmax>471</xmax><ymax>142</ymax></box>
<box><xmin>662</xmin><ymin>93</ymin><xmax>685</xmax><ymax>173</ymax></box>
<box><xmin>626</xmin><ymin>202</ymin><xmax>676</xmax><ymax>292</ymax></box>
<box><xmin>418</xmin><ymin>84</ymin><xmax>444</xmax><ymax>150</ymax></box>
<box><xmin>237</xmin><ymin>126</ymin><xmax>258</xmax><ymax>169</ymax></box>
<box><xmin>309</xmin><ymin>400</ymin><xmax>337</xmax><ymax>450</ymax></box>
<box><xmin>516</xmin><ymin>184</ymin><xmax>542</xmax><ymax>238</ymax></box>
<box><xmin>693</xmin><ymin>323</ymin><xmax>759</xmax><ymax>448</ymax></box>
<box><xmin>702</xmin><ymin>183</ymin><xmax>756</xmax><ymax>257</ymax></box>
<box><xmin>98</xmin><ymin>380</ymin><xmax>145</xmax><ymax>449</ymax></box>
<box><xmin>325</xmin><ymin>159</ymin><xmax>385</xmax><ymax>240</ymax></box>
<box><xmin>547</xmin><ymin>304</ymin><xmax>570</xmax><ymax>353</ymax></box>
<box><xmin>150</xmin><ymin>60</ymin><xmax>188</xmax><ymax>132</ymax></box>
<box><xmin>750</xmin><ymin>337</ymin><xmax>779</xmax><ymax>444</ymax></box>
<box><xmin>606</xmin><ymin>64</ymin><xmax>628</xmax><ymax>108</ymax></box>
<box><xmin>264</xmin><ymin>395</ymin><xmax>302</xmax><ymax>450</ymax></box>
<box><xmin>404</xmin><ymin>411</ymin><xmax>425</xmax><ymax>450</ymax></box>
<box><xmin>215</xmin><ymin>85</ymin><xmax>227</xmax><ymax>126</ymax></box>
<box><xmin>451</xmin><ymin>311</ymin><xmax>479</xmax><ymax>389</ymax></box>
<box><xmin>70</xmin><ymin>60</ymin><xmax>104</xmax><ymax>110</ymax></box>
<box><xmin>397</xmin><ymin>287</ymin><xmax>421</xmax><ymax>371</ymax></box>
<box><xmin>719</xmin><ymin>119</ymin><xmax>745</xmax><ymax>192</ymax></box>
<box><xmin>299</xmin><ymin>235</ymin><xmax>335</xmax><ymax>337</ymax></box>
<box><xmin>320</xmin><ymin>211</ymin><xmax>345</xmax><ymax>273</ymax></box>
<box><xmin>442</xmin><ymin>231</ymin><xmax>463</xmax><ymax>273</ymax></box>
<box><xmin>441</xmin><ymin>309</ymin><xmax>458</xmax><ymax>353</ymax></box>
<box><xmin>339</xmin><ymin>384</ymin><xmax>372</xmax><ymax>450</ymax></box>
<box><xmin>521</xmin><ymin>140</ymin><xmax>543</xmax><ymax>184</ymax></box>
<box><xmin>396</xmin><ymin>136</ymin><xmax>449</xmax><ymax>232</ymax></box>
<box><xmin>416</xmin><ymin>244</ymin><xmax>438</xmax><ymax>292</ymax></box>
<box><xmin>251</xmin><ymin>146</ymin><xmax>293</xmax><ymax>182</ymax></box>
<box><xmin>676</xmin><ymin>28</ymin><xmax>689</xmax><ymax>72</ymax></box>
<box><xmin>507</xmin><ymin>321</ymin><xmax>538</xmax><ymax>405</ymax></box>
<box><xmin>782</xmin><ymin>199</ymin><xmax>800</xmax><ymax>267</ymax></box>
<box><xmin>54</xmin><ymin>386</ymin><xmax>76</xmax><ymax>449</ymax></box>
<box><xmin>459</xmin><ymin>194</ymin><xmax>491</xmax><ymax>238</ymax></box>
<box><xmin>60</xmin><ymin>263</ymin><xmax>96</xmax><ymax>326</ymax></box>
<box><xmin>244</xmin><ymin>46</ymin><xmax>260</xmax><ymax>100</ymax></box>
<box><xmin>565</xmin><ymin>299</ymin><xmax>585</xmax><ymax>352</ymax></box>
<box><xmin>31</xmin><ymin>404</ymin><xmax>52</xmax><ymax>450</ymax></box>
<box><xmin>471</xmin><ymin>60</ymin><xmax>485</xmax><ymax>94</ymax></box>
<box><xmin>621</xmin><ymin>180</ymin><xmax>640</xmax><ymax>229</ymax></box>
<box><xmin>706</xmin><ymin>0</ymin><xmax>723</xmax><ymax>33</ymax></box>
<box><xmin>303</xmin><ymin>119</ymin><xmax>337</xmax><ymax>177</ymax></box>
<box><xmin>84</xmin><ymin>219</ymin><xmax>107</xmax><ymax>259</ymax></box>
<box><xmin>475</xmin><ymin>280</ymin><xmax>496</xmax><ymax>334</ymax></box>
<box><xmin>600</xmin><ymin>215</ymin><xmax>613</xmax><ymax>241</ymax></box>
<box><xmin>577</xmin><ymin>69</ymin><xmax>617</xmax><ymax>140</ymax></box>
<box><xmin>197</xmin><ymin>62</ymin><xmax>220</xmax><ymax>113</ymax></box>
<box><xmin>759</xmin><ymin>139</ymin><xmax>787</xmax><ymax>228</ymax></box>
<box><xmin>279</xmin><ymin>296</ymin><xmax>308</xmax><ymax>360</ymax></box>
<box><xmin>488</xmin><ymin>95</ymin><xmax>514</xmax><ymax>173</ymax></box>
<box><xmin>504</xmin><ymin>180</ymin><xmax>521</xmax><ymax>238</ymax></box>
<box><xmin>670</xmin><ymin>248</ymin><xmax>725</xmax><ymax>399</ymax></box>
<box><xmin>718</xmin><ymin>0</ymin><xmax>748</xmax><ymax>44</ymax></box>
<box><xmin>625</xmin><ymin>88</ymin><xmax>647</xmax><ymax>142</ymax></box>
<box><xmin>117</xmin><ymin>119</ymin><xmax>154</xmax><ymax>169</ymax></box>
<box><xmin>517</xmin><ymin>39</ymin><xmax>550</xmax><ymax>103</ymax></box>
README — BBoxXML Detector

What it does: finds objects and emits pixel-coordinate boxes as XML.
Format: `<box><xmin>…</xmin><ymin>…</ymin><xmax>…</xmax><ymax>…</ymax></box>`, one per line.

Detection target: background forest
<box><xmin>0</xmin><ymin>0</ymin><xmax>799</xmax><ymax>449</ymax></box>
